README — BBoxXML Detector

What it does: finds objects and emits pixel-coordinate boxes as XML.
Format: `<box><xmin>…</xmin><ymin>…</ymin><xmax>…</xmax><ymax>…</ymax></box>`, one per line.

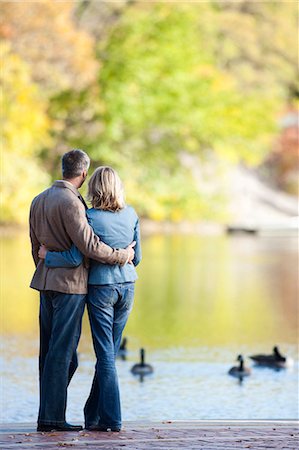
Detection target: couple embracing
<box><xmin>29</xmin><ymin>149</ymin><xmax>141</xmax><ymax>432</ymax></box>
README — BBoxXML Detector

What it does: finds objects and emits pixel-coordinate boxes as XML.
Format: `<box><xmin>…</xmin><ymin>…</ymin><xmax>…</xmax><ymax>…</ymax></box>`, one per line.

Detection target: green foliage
<box><xmin>87</xmin><ymin>3</ymin><xmax>281</xmax><ymax>219</ymax></box>
<box><xmin>0</xmin><ymin>43</ymin><xmax>50</xmax><ymax>224</ymax></box>
<box><xmin>212</xmin><ymin>0</ymin><xmax>298</xmax><ymax>96</ymax></box>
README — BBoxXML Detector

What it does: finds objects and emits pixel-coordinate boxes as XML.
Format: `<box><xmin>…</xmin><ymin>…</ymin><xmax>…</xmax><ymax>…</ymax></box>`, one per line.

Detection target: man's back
<box><xmin>31</xmin><ymin>183</ymin><xmax>78</xmax><ymax>251</ymax></box>
<box><xmin>30</xmin><ymin>181</ymin><xmax>89</xmax><ymax>294</ymax></box>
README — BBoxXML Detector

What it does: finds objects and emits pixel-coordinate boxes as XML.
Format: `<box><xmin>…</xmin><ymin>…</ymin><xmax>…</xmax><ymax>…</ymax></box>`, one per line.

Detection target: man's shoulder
<box><xmin>31</xmin><ymin>187</ymin><xmax>51</xmax><ymax>207</ymax></box>
<box><xmin>52</xmin><ymin>184</ymin><xmax>79</xmax><ymax>201</ymax></box>
<box><xmin>31</xmin><ymin>184</ymin><xmax>82</xmax><ymax>210</ymax></box>
<box><xmin>54</xmin><ymin>188</ymin><xmax>85</xmax><ymax>216</ymax></box>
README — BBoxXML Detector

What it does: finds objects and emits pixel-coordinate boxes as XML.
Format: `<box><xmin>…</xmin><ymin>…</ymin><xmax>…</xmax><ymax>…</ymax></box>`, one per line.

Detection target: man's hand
<box><xmin>38</xmin><ymin>244</ymin><xmax>48</xmax><ymax>260</ymax></box>
<box><xmin>125</xmin><ymin>241</ymin><xmax>136</xmax><ymax>264</ymax></box>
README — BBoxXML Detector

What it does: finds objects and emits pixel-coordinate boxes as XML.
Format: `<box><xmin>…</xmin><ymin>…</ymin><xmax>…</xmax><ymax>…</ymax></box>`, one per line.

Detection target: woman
<box><xmin>38</xmin><ymin>166</ymin><xmax>141</xmax><ymax>432</ymax></box>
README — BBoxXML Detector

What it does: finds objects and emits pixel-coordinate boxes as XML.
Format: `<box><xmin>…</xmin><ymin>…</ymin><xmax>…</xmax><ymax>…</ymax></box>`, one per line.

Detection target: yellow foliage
<box><xmin>0</xmin><ymin>42</ymin><xmax>50</xmax><ymax>224</ymax></box>
<box><xmin>0</xmin><ymin>0</ymin><xmax>98</xmax><ymax>92</ymax></box>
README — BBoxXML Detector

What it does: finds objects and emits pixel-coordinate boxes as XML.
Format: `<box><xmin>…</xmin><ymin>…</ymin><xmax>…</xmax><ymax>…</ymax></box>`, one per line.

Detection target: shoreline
<box><xmin>2</xmin><ymin>218</ymin><xmax>297</xmax><ymax>238</ymax></box>
<box><xmin>0</xmin><ymin>220</ymin><xmax>225</xmax><ymax>237</ymax></box>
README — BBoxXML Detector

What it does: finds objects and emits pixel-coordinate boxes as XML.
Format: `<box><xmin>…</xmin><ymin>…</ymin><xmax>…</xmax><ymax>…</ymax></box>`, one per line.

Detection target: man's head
<box><xmin>62</xmin><ymin>149</ymin><xmax>90</xmax><ymax>188</ymax></box>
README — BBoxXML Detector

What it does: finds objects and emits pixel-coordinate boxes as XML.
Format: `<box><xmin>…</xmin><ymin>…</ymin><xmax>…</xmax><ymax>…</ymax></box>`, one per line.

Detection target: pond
<box><xmin>0</xmin><ymin>231</ymin><xmax>298</xmax><ymax>423</ymax></box>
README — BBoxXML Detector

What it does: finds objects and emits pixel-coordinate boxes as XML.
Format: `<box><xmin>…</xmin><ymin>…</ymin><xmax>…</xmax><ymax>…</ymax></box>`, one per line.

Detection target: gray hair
<box><xmin>62</xmin><ymin>149</ymin><xmax>90</xmax><ymax>179</ymax></box>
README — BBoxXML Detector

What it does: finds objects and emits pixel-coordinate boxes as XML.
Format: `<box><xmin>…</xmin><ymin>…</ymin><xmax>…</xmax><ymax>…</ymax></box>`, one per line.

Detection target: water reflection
<box><xmin>1</xmin><ymin>232</ymin><xmax>298</xmax><ymax>350</ymax></box>
<box><xmin>1</xmin><ymin>231</ymin><xmax>298</xmax><ymax>421</ymax></box>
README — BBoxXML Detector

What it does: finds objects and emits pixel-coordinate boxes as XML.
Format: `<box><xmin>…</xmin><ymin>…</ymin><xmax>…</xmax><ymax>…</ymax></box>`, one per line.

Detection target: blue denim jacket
<box><xmin>45</xmin><ymin>206</ymin><xmax>141</xmax><ymax>285</ymax></box>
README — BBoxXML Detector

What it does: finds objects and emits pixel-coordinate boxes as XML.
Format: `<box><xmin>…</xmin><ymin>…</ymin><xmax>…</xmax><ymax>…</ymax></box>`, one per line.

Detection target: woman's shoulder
<box><xmin>122</xmin><ymin>205</ymin><xmax>138</xmax><ymax>219</ymax></box>
<box><xmin>87</xmin><ymin>206</ymin><xmax>138</xmax><ymax>220</ymax></box>
<box><xmin>86</xmin><ymin>207</ymin><xmax>97</xmax><ymax>219</ymax></box>
<box><xmin>87</xmin><ymin>207</ymin><xmax>97</xmax><ymax>215</ymax></box>
<box><xmin>86</xmin><ymin>207</ymin><xmax>106</xmax><ymax>224</ymax></box>
<box><xmin>86</xmin><ymin>207</ymin><xmax>110</xmax><ymax>216</ymax></box>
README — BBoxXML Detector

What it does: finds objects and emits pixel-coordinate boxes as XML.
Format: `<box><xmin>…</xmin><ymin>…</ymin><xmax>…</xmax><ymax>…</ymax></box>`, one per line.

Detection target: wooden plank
<box><xmin>0</xmin><ymin>421</ymin><xmax>298</xmax><ymax>450</ymax></box>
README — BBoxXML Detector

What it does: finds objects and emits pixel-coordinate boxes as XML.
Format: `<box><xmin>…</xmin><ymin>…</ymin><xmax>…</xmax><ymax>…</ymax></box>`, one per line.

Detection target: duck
<box><xmin>228</xmin><ymin>355</ymin><xmax>251</xmax><ymax>379</ymax></box>
<box><xmin>131</xmin><ymin>348</ymin><xmax>154</xmax><ymax>377</ymax></box>
<box><xmin>249</xmin><ymin>346</ymin><xmax>292</xmax><ymax>369</ymax></box>
<box><xmin>117</xmin><ymin>337</ymin><xmax>128</xmax><ymax>360</ymax></box>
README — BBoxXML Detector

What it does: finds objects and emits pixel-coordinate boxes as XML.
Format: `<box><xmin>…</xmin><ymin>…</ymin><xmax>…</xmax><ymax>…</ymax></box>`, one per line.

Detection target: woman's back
<box><xmin>87</xmin><ymin>205</ymin><xmax>141</xmax><ymax>285</ymax></box>
<box><xmin>87</xmin><ymin>206</ymin><xmax>138</xmax><ymax>249</ymax></box>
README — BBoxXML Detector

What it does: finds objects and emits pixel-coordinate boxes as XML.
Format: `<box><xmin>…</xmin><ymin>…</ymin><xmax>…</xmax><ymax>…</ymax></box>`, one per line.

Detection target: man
<box><xmin>29</xmin><ymin>149</ymin><xmax>135</xmax><ymax>432</ymax></box>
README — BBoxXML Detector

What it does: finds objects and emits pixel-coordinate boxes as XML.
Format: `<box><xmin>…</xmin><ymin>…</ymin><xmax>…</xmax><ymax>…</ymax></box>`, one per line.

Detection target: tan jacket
<box><xmin>29</xmin><ymin>180</ymin><xmax>128</xmax><ymax>294</ymax></box>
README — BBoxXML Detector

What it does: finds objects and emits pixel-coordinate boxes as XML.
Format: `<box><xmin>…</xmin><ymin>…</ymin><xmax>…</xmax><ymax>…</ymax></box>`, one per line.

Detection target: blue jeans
<box><xmin>38</xmin><ymin>291</ymin><xmax>86</xmax><ymax>425</ymax></box>
<box><xmin>84</xmin><ymin>283</ymin><xmax>135</xmax><ymax>429</ymax></box>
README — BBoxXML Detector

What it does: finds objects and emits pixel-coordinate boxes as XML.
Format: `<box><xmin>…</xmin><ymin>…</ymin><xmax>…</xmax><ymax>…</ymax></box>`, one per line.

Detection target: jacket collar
<box><xmin>53</xmin><ymin>180</ymin><xmax>80</xmax><ymax>197</ymax></box>
<box><xmin>53</xmin><ymin>180</ymin><xmax>88</xmax><ymax>209</ymax></box>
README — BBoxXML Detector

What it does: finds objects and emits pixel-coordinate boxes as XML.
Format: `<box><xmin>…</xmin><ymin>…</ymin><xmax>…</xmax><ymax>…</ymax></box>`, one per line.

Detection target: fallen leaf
<box><xmin>57</xmin><ymin>442</ymin><xmax>74</xmax><ymax>447</ymax></box>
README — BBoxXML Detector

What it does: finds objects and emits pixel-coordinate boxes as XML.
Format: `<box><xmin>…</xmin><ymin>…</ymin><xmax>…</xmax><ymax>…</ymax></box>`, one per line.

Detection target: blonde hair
<box><xmin>87</xmin><ymin>166</ymin><xmax>125</xmax><ymax>211</ymax></box>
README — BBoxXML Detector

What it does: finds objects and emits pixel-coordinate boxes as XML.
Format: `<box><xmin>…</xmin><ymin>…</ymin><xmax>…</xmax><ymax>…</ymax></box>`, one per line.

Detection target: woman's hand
<box><xmin>125</xmin><ymin>241</ymin><xmax>136</xmax><ymax>264</ymax></box>
<box><xmin>38</xmin><ymin>244</ymin><xmax>48</xmax><ymax>260</ymax></box>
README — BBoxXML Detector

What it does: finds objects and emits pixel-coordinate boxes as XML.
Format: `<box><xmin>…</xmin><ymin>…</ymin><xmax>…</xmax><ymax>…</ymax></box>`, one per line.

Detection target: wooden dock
<box><xmin>1</xmin><ymin>421</ymin><xmax>298</xmax><ymax>449</ymax></box>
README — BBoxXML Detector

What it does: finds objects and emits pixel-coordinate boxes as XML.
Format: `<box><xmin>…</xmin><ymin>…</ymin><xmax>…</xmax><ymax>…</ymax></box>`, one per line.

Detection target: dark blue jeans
<box><xmin>38</xmin><ymin>291</ymin><xmax>86</xmax><ymax>425</ymax></box>
<box><xmin>84</xmin><ymin>283</ymin><xmax>135</xmax><ymax>429</ymax></box>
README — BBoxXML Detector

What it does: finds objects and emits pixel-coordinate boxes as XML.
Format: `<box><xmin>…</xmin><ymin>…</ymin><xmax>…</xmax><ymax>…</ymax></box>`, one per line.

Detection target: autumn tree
<box><xmin>0</xmin><ymin>0</ymin><xmax>98</xmax><ymax>93</ymax></box>
<box><xmin>86</xmin><ymin>3</ymin><xmax>281</xmax><ymax>219</ymax></box>
<box><xmin>1</xmin><ymin>0</ymin><xmax>297</xmax><ymax>223</ymax></box>
<box><xmin>212</xmin><ymin>0</ymin><xmax>298</xmax><ymax>97</ymax></box>
<box><xmin>0</xmin><ymin>43</ymin><xmax>50</xmax><ymax>224</ymax></box>
<box><xmin>0</xmin><ymin>0</ymin><xmax>100</xmax><ymax>195</ymax></box>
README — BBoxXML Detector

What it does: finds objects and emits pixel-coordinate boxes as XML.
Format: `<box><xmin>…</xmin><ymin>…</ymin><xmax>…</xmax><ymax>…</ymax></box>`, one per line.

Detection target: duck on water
<box><xmin>131</xmin><ymin>348</ymin><xmax>154</xmax><ymax>381</ymax></box>
<box><xmin>250</xmin><ymin>346</ymin><xmax>292</xmax><ymax>369</ymax></box>
<box><xmin>228</xmin><ymin>355</ymin><xmax>251</xmax><ymax>380</ymax></box>
<box><xmin>117</xmin><ymin>337</ymin><xmax>128</xmax><ymax>361</ymax></box>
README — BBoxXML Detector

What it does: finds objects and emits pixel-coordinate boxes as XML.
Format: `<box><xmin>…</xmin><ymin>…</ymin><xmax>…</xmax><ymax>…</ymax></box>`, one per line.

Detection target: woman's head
<box><xmin>87</xmin><ymin>166</ymin><xmax>125</xmax><ymax>211</ymax></box>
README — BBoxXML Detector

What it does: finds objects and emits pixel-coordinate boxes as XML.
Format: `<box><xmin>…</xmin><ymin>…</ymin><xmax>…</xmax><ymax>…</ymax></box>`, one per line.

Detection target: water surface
<box><xmin>1</xmin><ymin>232</ymin><xmax>298</xmax><ymax>422</ymax></box>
